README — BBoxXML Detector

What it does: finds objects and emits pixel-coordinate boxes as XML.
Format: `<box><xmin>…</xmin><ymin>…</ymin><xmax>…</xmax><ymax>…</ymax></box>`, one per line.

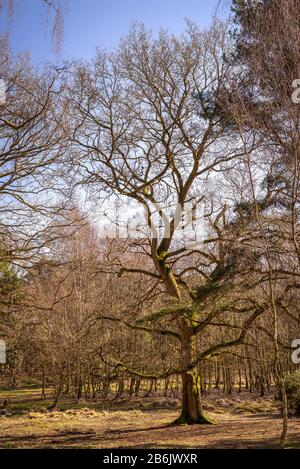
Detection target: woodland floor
<box><xmin>0</xmin><ymin>387</ymin><xmax>299</xmax><ymax>449</ymax></box>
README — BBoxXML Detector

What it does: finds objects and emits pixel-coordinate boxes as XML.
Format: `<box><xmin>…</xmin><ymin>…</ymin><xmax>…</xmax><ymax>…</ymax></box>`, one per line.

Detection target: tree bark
<box><xmin>173</xmin><ymin>318</ymin><xmax>214</xmax><ymax>425</ymax></box>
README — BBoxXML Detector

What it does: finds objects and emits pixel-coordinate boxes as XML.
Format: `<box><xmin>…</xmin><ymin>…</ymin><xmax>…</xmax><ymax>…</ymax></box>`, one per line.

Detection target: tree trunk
<box><xmin>134</xmin><ymin>378</ymin><xmax>141</xmax><ymax>396</ymax></box>
<box><xmin>173</xmin><ymin>318</ymin><xmax>214</xmax><ymax>425</ymax></box>
<box><xmin>173</xmin><ymin>369</ymin><xmax>214</xmax><ymax>425</ymax></box>
<box><xmin>279</xmin><ymin>378</ymin><xmax>288</xmax><ymax>448</ymax></box>
<box><xmin>48</xmin><ymin>365</ymin><xmax>64</xmax><ymax>411</ymax></box>
<box><xmin>41</xmin><ymin>364</ymin><xmax>46</xmax><ymax>400</ymax></box>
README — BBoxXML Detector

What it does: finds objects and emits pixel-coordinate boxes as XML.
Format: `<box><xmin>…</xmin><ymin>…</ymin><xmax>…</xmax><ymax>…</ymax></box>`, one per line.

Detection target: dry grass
<box><xmin>0</xmin><ymin>388</ymin><xmax>299</xmax><ymax>448</ymax></box>
<box><xmin>0</xmin><ymin>407</ymin><xmax>299</xmax><ymax>449</ymax></box>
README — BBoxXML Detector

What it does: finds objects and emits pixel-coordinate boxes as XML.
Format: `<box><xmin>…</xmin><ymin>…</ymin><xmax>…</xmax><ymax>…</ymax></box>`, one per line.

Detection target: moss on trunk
<box><xmin>172</xmin><ymin>370</ymin><xmax>214</xmax><ymax>425</ymax></box>
<box><xmin>174</xmin><ymin>317</ymin><xmax>215</xmax><ymax>425</ymax></box>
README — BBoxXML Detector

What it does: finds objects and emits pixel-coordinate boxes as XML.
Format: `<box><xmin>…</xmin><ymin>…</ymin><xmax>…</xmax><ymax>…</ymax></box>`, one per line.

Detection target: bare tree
<box><xmin>65</xmin><ymin>21</ymin><xmax>275</xmax><ymax>424</ymax></box>
<box><xmin>221</xmin><ymin>0</ymin><xmax>300</xmax><ymax>446</ymax></box>
<box><xmin>0</xmin><ymin>0</ymin><xmax>67</xmax><ymax>51</ymax></box>
<box><xmin>0</xmin><ymin>38</ymin><xmax>75</xmax><ymax>269</ymax></box>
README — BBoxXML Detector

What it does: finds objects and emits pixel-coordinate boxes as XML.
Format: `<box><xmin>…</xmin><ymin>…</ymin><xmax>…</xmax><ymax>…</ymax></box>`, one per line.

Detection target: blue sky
<box><xmin>0</xmin><ymin>0</ymin><xmax>229</xmax><ymax>64</ymax></box>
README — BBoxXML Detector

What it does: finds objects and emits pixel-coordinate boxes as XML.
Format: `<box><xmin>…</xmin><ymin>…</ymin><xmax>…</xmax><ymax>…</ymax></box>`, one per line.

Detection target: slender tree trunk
<box><xmin>134</xmin><ymin>378</ymin><xmax>141</xmax><ymax>397</ymax></box>
<box><xmin>128</xmin><ymin>377</ymin><xmax>135</xmax><ymax>398</ymax></box>
<box><xmin>279</xmin><ymin>378</ymin><xmax>288</xmax><ymax>448</ymax></box>
<box><xmin>144</xmin><ymin>379</ymin><xmax>154</xmax><ymax>397</ymax></box>
<box><xmin>214</xmin><ymin>358</ymin><xmax>220</xmax><ymax>389</ymax></box>
<box><xmin>41</xmin><ymin>364</ymin><xmax>46</xmax><ymax>400</ymax></box>
<box><xmin>164</xmin><ymin>378</ymin><xmax>170</xmax><ymax>397</ymax></box>
<box><xmin>48</xmin><ymin>365</ymin><xmax>64</xmax><ymax>410</ymax></box>
<box><xmin>208</xmin><ymin>363</ymin><xmax>212</xmax><ymax>395</ymax></box>
<box><xmin>244</xmin><ymin>360</ymin><xmax>249</xmax><ymax>390</ymax></box>
<box><xmin>238</xmin><ymin>361</ymin><xmax>242</xmax><ymax>393</ymax></box>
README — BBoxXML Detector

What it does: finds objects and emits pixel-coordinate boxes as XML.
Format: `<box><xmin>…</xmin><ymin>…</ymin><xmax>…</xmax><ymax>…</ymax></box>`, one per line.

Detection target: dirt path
<box><xmin>0</xmin><ymin>409</ymin><xmax>299</xmax><ymax>448</ymax></box>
